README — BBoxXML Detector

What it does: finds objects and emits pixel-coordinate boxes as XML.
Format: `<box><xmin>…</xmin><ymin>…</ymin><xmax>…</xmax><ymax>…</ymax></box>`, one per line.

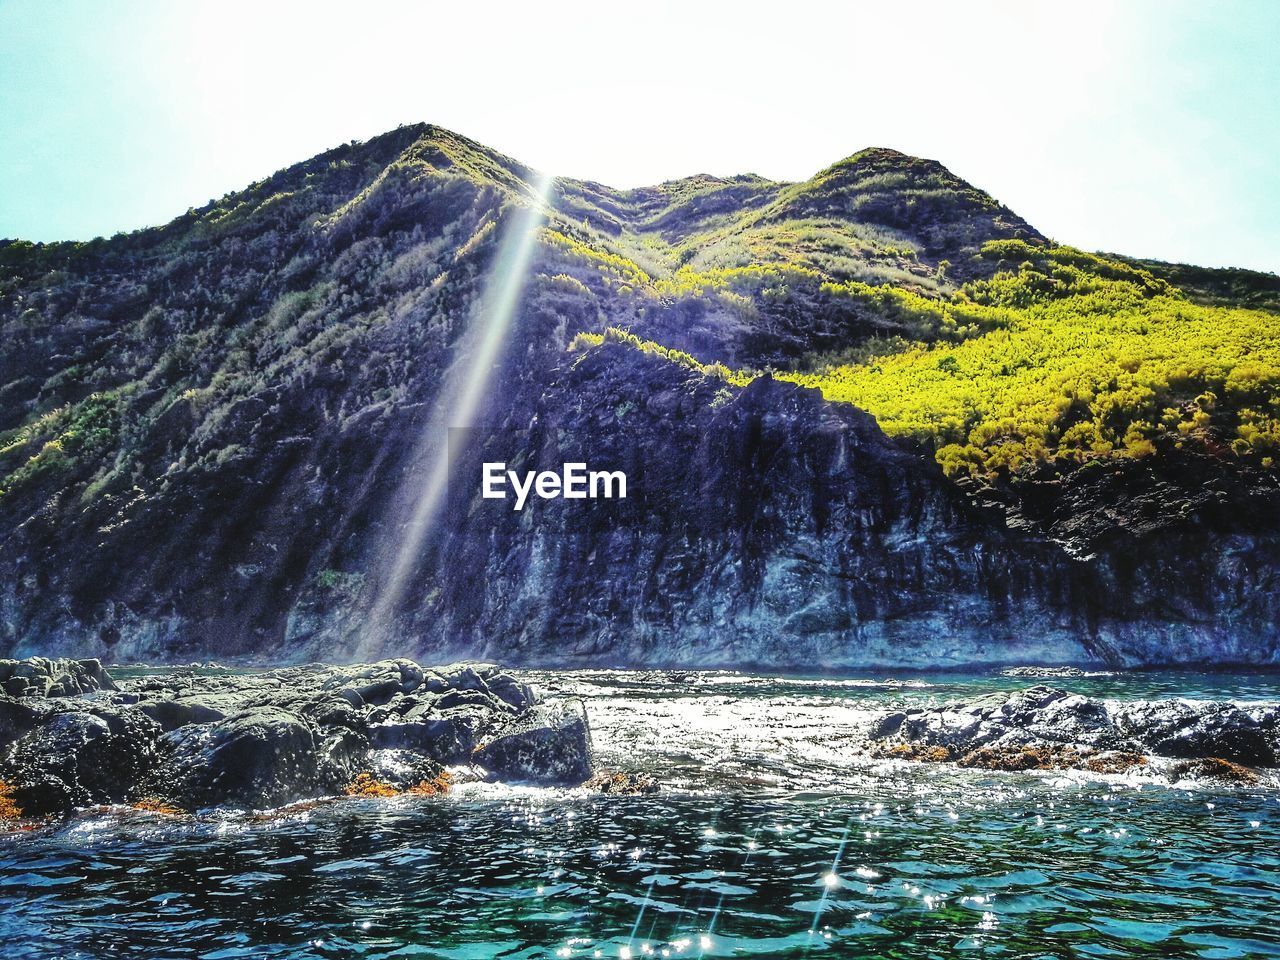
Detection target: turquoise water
<box><xmin>2</xmin><ymin>669</ymin><xmax>1279</xmax><ymax>959</ymax></box>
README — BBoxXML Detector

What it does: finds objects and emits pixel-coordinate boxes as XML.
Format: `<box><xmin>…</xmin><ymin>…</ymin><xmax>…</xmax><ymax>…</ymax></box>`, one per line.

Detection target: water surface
<box><xmin>2</xmin><ymin>669</ymin><xmax>1278</xmax><ymax>959</ymax></box>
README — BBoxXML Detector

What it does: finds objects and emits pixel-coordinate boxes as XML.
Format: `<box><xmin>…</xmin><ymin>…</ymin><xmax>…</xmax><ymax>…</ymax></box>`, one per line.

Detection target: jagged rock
<box><xmin>0</xmin><ymin>658</ymin><xmax>117</xmax><ymax>697</ymax></box>
<box><xmin>0</xmin><ymin>657</ymin><xmax>592</xmax><ymax>814</ymax></box>
<box><xmin>869</xmin><ymin>685</ymin><xmax>1278</xmax><ymax>773</ymax></box>
<box><xmin>472</xmin><ymin>701</ymin><xmax>593</xmax><ymax>785</ymax></box>
<box><xmin>0</xmin><ymin>706</ymin><xmax>161</xmax><ymax>815</ymax></box>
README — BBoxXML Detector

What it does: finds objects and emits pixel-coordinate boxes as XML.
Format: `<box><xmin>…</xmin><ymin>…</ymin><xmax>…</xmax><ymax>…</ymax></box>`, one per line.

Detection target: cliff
<box><xmin>0</xmin><ymin>124</ymin><xmax>1277</xmax><ymax>667</ymax></box>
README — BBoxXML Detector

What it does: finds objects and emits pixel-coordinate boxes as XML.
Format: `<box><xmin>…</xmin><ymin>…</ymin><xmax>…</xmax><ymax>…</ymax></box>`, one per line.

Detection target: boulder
<box><xmin>473</xmin><ymin>701</ymin><xmax>593</xmax><ymax>785</ymax></box>
<box><xmin>0</xmin><ymin>658</ymin><xmax>117</xmax><ymax>698</ymax></box>
<box><xmin>882</xmin><ymin>686</ymin><xmax>1120</xmax><ymax>756</ymax></box>
<box><xmin>869</xmin><ymin>685</ymin><xmax>1279</xmax><ymax>773</ymax></box>
<box><xmin>1112</xmin><ymin>700</ymin><xmax>1276</xmax><ymax>766</ymax></box>
<box><xmin>0</xmin><ymin>705</ymin><xmax>162</xmax><ymax>815</ymax></box>
<box><xmin>368</xmin><ymin>705</ymin><xmax>492</xmax><ymax>762</ymax></box>
<box><xmin>155</xmin><ymin>707</ymin><xmax>325</xmax><ymax>810</ymax></box>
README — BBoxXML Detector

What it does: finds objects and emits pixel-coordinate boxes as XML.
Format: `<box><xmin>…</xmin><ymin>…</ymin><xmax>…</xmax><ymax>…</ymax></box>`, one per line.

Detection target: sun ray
<box><xmin>360</xmin><ymin>172</ymin><xmax>555</xmax><ymax>657</ymax></box>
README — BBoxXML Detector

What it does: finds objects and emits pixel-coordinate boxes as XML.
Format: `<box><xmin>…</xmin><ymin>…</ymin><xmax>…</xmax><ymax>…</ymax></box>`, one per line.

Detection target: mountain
<box><xmin>0</xmin><ymin>123</ymin><xmax>1277</xmax><ymax>668</ymax></box>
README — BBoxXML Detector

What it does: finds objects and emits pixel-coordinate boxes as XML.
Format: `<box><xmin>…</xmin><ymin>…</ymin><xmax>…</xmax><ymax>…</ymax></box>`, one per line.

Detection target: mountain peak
<box><xmin>766</xmin><ymin>145</ymin><xmax>1043</xmax><ymax>265</ymax></box>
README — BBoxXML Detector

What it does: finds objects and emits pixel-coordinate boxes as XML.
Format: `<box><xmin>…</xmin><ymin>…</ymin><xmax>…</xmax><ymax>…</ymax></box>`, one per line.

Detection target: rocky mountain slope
<box><xmin>0</xmin><ymin>124</ymin><xmax>1277</xmax><ymax>668</ymax></box>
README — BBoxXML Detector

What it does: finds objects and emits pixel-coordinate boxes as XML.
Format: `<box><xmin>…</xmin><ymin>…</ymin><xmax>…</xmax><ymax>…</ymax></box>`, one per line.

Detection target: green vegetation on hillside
<box><xmin>0</xmin><ymin>126</ymin><xmax>521</xmax><ymax>509</ymax></box>
<box><xmin>0</xmin><ymin>389</ymin><xmax>130</xmax><ymax>499</ymax></box>
<box><xmin>779</xmin><ymin>241</ymin><xmax>1280</xmax><ymax>476</ymax></box>
<box><xmin>569</xmin><ymin>327</ymin><xmax>742</xmax><ymax>383</ymax></box>
<box><xmin>541</xmin><ymin>225</ymin><xmax>1005</xmax><ymax>357</ymax></box>
<box><xmin>4</xmin><ymin>122</ymin><xmax>1277</xmax><ymax>510</ymax></box>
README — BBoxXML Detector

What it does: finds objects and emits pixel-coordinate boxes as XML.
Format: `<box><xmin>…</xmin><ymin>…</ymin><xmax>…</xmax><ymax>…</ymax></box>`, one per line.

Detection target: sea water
<box><xmin>1</xmin><ymin>669</ymin><xmax>1278</xmax><ymax>958</ymax></box>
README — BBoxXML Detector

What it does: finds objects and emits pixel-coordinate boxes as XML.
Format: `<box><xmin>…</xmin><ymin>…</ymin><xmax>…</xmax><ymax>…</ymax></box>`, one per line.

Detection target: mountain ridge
<box><xmin>0</xmin><ymin>124</ymin><xmax>1277</xmax><ymax>668</ymax></box>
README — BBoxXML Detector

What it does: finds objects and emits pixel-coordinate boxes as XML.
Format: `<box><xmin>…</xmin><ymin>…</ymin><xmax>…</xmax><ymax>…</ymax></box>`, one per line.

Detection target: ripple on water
<box><xmin>2</xmin><ymin>670</ymin><xmax>1280</xmax><ymax>958</ymax></box>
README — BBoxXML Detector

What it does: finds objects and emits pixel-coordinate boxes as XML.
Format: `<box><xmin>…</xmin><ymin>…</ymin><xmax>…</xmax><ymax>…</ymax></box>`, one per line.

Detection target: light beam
<box><xmin>361</xmin><ymin>172</ymin><xmax>554</xmax><ymax>656</ymax></box>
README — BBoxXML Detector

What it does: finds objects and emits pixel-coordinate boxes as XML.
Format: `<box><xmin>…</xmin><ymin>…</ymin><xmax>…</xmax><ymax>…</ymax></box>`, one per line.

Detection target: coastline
<box><xmin>3</xmin><ymin>657</ymin><xmax>1277</xmax><ymax>828</ymax></box>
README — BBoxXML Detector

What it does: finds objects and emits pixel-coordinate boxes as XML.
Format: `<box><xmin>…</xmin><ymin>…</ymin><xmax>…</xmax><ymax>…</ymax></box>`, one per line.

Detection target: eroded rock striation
<box><xmin>0</xmin><ymin>657</ymin><xmax>593</xmax><ymax>817</ymax></box>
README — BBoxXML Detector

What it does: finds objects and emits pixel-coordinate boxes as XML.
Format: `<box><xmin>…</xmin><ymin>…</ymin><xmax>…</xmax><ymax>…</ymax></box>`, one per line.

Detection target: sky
<box><xmin>0</xmin><ymin>0</ymin><xmax>1276</xmax><ymax>272</ymax></box>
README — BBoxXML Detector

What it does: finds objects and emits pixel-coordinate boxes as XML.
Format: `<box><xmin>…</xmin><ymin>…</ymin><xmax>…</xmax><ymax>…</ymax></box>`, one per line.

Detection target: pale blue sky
<box><xmin>1</xmin><ymin>0</ymin><xmax>1276</xmax><ymax>272</ymax></box>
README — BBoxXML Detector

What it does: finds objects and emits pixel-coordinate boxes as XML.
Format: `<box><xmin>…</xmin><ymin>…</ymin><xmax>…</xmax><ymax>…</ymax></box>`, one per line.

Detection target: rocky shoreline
<box><xmin>2</xmin><ymin>659</ymin><xmax>1278</xmax><ymax>825</ymax></box>
<box><xmin>0</xmin><ymin>657</ymin><xmax>605</xmax><ymax>820</ymax></box>
<box><xmin>867</xmin><ymin>684</ymin><xmax>1280</xmax><ymax>782</ymax></box>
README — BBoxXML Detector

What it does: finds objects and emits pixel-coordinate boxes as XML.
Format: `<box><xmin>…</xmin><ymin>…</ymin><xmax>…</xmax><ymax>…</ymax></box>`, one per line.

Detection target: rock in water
<box><xmin>869</xmin><ymin>685</ymin><xmax>1279</xmax><ymax>773</ymax></box>
<box><xmin>0</xmin><ymin>706</ymin><xmax>161</xmax><ymax>815</ymax></box>
<box><xmin>1000</xmin><ymin>666</ymin><xmax>1089</xmax><ymax>678</ymax></box>
<box><xmin>156</xmin><ymin>708</ymin><xmax>330</xmax><ymax>810</ymax></box>
<box><xmin>0</xmin><ymin>657</ymin><xmax>600</xmax><ymax>815</ymax></box>
<box><xmin>473</xmin><ymin>701</ymin><xmax>593</xmax><ymax>785</ymax></box>
<box><xmin>0</xmin><ymin>658</ymin><xmax>117</xmax><ymax>698</ymax></box>
<box><xmin>1111</xmin><ymin>700</ymin><xmax>1276</xmax><ymax>767</ymax></box>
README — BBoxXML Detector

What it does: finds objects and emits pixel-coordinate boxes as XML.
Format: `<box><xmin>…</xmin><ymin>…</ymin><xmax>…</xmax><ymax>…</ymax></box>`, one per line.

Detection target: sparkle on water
<box><xmin>2</xmin><ymin>668</ymin><xmax>1279</xmax><ymax>958</ymax></box>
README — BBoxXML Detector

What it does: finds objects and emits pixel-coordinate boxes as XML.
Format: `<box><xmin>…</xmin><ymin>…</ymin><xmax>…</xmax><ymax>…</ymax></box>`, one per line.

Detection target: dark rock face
<box><xmin>0</xmin><ymin>705</ymin><xmax>162</xmax><ymax>815</ymax></box>
<box><xmin>0</xmin><ymin>658</ymin><xmax>595</xmax><ymax>815</ymax></box>
<box><xmin>472</xmin><ymin>701</ymin><xmax>593</xmax><ymax>785</ymax></box>
<box><xmin>0</xmin><ymin>124</ymin><xmax>1275</xmax><ymax>670</ymax></box>
<box><xmin>870</xmin><ymin>685</ymin><xmax>1279</xmax><ymax>771</ymax></box>
<box><xmin>977</xmin><ymin>451</ymin><xmax>1280</xmax><ymax>666</ymax></box>
<box><xmin>0</xmin><ymin>658</ymin><xmax>116</xmax><ymax>697</ymax></box>
<box><xmin>407</xmin><ymin>341</ymin><xmax>1274</xmax><ymax>670</ymax></box>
